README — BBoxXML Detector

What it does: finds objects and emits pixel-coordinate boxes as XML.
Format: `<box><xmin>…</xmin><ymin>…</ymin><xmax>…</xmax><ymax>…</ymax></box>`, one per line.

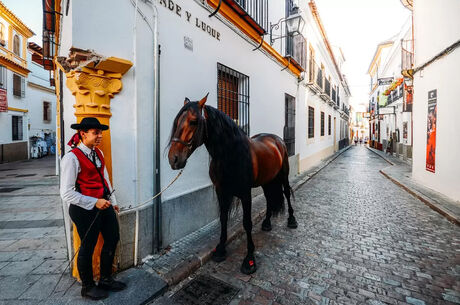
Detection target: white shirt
<box><xmin>60</xmin><ymin>143</ymin><xmax>117</xmax><ymax>210</ymax></box>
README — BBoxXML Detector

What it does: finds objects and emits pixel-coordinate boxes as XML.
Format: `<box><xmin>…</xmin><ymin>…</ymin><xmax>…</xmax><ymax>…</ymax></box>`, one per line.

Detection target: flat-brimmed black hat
<box><xmin>70</xmin><ymin>117</ymin><xmax>109</xmax><ymax>130</ymax></box>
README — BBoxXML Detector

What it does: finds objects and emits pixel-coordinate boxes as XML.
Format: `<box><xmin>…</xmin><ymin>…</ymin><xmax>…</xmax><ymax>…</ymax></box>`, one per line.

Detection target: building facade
<box><xmin>367</xmin><ymin>18</ymin><xmax>413</xmax><ymax>160</ymax></box>
<box><xmin>401</xmin><ymin>0</ymin><xmax>460</xmax><ymax>201</ymax></box>
<box><xmin>43</xmin><ymin>0</ymin><xmax>351</xmax><ymax>273</ymax></box>
<box><xmin>0</xmin><ymin>2</ymin><xmax>33</xmax><ymax>162</ymax></box>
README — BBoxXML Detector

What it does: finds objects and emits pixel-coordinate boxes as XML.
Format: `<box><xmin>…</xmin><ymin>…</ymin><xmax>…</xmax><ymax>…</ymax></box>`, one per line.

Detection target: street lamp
<box><xmin>270</xmin><ymin>6</ymin><xmax>305</xmax><ymax>45</ymax></box>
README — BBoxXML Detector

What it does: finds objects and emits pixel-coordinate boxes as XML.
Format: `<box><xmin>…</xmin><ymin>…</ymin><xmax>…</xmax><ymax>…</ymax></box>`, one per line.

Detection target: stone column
<box><xmin>64</xmin><ymin>59</ymin><xmax>132</xmax><ymax>281</ymax></box>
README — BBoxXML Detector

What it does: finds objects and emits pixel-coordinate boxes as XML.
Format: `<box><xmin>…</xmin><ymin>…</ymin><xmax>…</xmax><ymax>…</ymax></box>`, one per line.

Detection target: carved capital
<box><xmin>66</xmin><ymin>67</ymin><xmax>123</xmax><ymax>118</ymax></box>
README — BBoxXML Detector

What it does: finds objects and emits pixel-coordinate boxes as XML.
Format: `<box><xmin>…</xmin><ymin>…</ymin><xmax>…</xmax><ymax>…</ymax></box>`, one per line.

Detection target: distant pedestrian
<box><xmin>60</xmin><ymin>117</ymin><xmax>126</xmax><ymax>300</ymax></box>
<box><xmin>386</xmin><ymin>136</ymin><xmax>393</xmax><ymax>155</ymax></box>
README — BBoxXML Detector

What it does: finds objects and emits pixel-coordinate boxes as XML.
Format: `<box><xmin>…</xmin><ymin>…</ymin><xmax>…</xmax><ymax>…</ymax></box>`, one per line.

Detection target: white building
<box><xmin>401</xmin><ymin>0</ymin><xmax>460</xmax><ymax>201</ymax></box>
<box><xmin>44</xmin><ymin>0</ymin><xmax>350</xmax><ymax>271</ymax></box>
<box><xmin>367</xmin><ymin>18</ymin><xmax>413</xmax><ymax>159</ymax></box>
<box><xmin>0</xmin><ymin>3</ymin><xmax>33</xmax><ymax>162</ymax></box>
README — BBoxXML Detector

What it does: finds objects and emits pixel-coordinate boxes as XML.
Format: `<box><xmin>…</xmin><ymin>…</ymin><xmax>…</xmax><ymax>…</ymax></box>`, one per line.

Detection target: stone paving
<box><xmin>0</xmin><ymin>156</ymin><xmax>70</xmax><ymax>303</ymax></box>
<box><xmin>153</xmin><ymin>146</ymin><xmax>460</xmax><ymax>305</ymax></box>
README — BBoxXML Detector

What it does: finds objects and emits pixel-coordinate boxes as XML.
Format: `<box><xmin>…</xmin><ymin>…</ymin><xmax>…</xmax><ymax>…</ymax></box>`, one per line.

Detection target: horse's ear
<box><xmin>198</xmin><ymin>93</ymin><xmax>209</xmax><ymax>108</ymax></box>
<box><xmin>184</xmin><ymin>97</ymin><xmax>191</xmax><ymax>105</ymax></box>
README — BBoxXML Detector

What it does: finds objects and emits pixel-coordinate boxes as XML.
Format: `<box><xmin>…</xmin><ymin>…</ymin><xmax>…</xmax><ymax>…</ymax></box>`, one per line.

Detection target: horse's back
<box><xmin>249</xmin><ymin>133</ymin><xmax>288</xmax><ymax>187</ymax></box>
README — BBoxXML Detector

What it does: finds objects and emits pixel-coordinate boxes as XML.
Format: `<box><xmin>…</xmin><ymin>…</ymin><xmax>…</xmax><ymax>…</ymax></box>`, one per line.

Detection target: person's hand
<box><xmin>114</xmin><ymin>205</ymin><xmax>119</xmax><ymax>213</ymax></box>
<box><xmin>96</xmin><ymin>199</ymin><xmax>111</xmax><ymax>210</ymax></box>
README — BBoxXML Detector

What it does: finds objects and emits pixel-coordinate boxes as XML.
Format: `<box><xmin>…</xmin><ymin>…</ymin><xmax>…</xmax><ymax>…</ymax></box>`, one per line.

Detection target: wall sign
<box><xmin>426</xmin><ymin>89</ymin><xmax>437</xmax><ymax>173</ymax></box>
<box><xmin>157</xmin><ymin>0</ymin><xmax>221</xmax><ymax>41</ymax></box>
<box><xmin>378</xmin><ymin>77</ymin><xmax>393</xmax><ymax>86</ymax></box>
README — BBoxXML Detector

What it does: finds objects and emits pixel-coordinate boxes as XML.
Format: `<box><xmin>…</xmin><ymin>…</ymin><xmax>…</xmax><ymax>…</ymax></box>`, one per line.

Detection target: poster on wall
<box><xmin>426</xmin><ymin>89</ymin><xmax>437</xmax><ymax>173</ymax></box>
<box><xmin>403</xmin><ymin>122</ymin><xmax>408</xmax><ymax>139</ymax></box>
<box><xmin>0</xmin><ymin>88</ymin><xmax>7</xmax><ymax>112</ymax></box>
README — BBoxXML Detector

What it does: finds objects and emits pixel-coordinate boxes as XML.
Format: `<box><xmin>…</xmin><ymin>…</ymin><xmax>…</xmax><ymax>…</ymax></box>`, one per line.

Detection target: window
<box><xmin>217</xmin><ymin>63</ymin><xmax>250</xmax><ymax>135</ymax></box>
<box><xmin>43</xmin><ymin>102</ymin><xmax>51</xmax><ymax>122</ymax></box>
<box><xmin>328</xmin><ymin>114</ymin><xmax>331</xmax><ymax>135</ymax></box>
<box><xmin>321</xmin><ymin>111</ymin><xmax>325</xmax><ymax>136</ymax></box>
<box><xmin>284</xmin><ymin>94</ymin><xmax>295</xmax><ymax>156</ymax></box>
<box><xmin>0</xmin><ymin>23</ymin><xmax>5</xmax><ymax>46</ymax></box>
<box><xmin>12</xmin><ymin>116</ymin><xmax>23</xmax><ymax>141</ymax></box>
<box><xmin>13</xmin><ymin>74</ymin><xmax>25</xmax><ymax>97</ymax></box>
<box><xmin>0</xmin><ymin>65</ymin><xmax>6</xmax><ymax>89</ymax></box>
<box><xmin>13</xmin><ymin>35</ymin><xmax>20</xmax><ymax>56</ymax></box>
<box><xmin>308</xmin><ymin>106</ymin><xmax>314</xmax><ymax>138</ymax></box>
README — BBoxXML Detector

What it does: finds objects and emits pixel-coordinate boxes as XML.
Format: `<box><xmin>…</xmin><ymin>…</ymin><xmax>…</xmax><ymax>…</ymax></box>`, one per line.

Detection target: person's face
<box><xmin>80</xmin><ymin>129</ymin><xmax>103</xmax><ymax>147</ymax></box>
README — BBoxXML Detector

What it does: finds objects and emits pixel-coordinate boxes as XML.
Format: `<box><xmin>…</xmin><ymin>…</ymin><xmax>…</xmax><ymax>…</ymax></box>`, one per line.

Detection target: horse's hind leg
<box><xmin>261</xmin><ymin>186</ymin><xmax>272</xmax><ymax>231</ymax></box>
<box><xmin>240</xmin><ymin>192</ymin><xmax>256</xmax><ymax>275</ymax></box>
<box><xmin>282</xmin><ymin>161</ymin><xmax>298</xmax><ymax>229</ymax></box>
<box><xmin>211</xmin><ymin>189</ymin><xmax>232</xmax><ymax>262</ymax></box>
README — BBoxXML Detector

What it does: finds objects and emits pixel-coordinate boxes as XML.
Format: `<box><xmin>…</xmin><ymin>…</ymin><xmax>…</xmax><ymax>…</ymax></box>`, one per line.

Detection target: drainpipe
<box><xmin>130</xmin><ymin>0</ymin><xmax>159</xmax><ymax>266</ymax></box>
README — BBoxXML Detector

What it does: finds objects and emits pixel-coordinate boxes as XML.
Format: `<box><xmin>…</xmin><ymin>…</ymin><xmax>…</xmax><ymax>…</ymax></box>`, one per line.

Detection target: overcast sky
<box><xmin>4</xmin><ymin>0</ymin><xmax>411</xmax><ymax>110</ymax></box>
<box><xmin>314</xmin><ymin>0</ymin><xmax>411</xmax><ymax>110</ymax></box>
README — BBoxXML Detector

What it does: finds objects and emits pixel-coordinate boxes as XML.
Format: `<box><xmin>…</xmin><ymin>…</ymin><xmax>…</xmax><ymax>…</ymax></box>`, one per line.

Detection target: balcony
<box><xmin>307</xmin><ymin>59</ymin><xmax>322</xmax><ymax>94</ymax></box>
<box><xmin>332</xmin><ymin>88</ymin><xmax>337</xmax><ymax>103</ymax></box>
<box><xmin>321</xmin><ymin>78</ymin><xmax>332</xmax><ymax>102</ymax></box>
<box><xmin>401</xmin><ymin>39</ymin><xmax>414</xmax><ymax>79</ymax></box>
<box><xmin>225</xmin><ymin>0</ymin><xmax>269</xmax><ymax>35</ymax></box>
<box><xmin>316</xmin><ymin>68</ymin><xmax>323</xmax><ymax>90</ymax></box>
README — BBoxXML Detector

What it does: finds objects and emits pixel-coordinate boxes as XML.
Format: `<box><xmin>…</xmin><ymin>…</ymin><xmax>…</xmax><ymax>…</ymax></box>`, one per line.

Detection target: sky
<box><xmin>3</xmin><ymin>0</ymin><xmax>43</xmax><ymax>44</ymax></box>
<box><xmin>3</xmin><ymin>0</ymin><xmax>411</xmax><ymax>111</ymax></box>
<box><xmin>314</xmin><ymin>0</ymin><xmax>411</xmax><ymax>111</ymax></box>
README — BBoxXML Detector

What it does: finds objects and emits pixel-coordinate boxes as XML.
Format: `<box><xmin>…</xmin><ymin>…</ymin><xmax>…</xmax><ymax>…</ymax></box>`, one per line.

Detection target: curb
<box><xmin>367</xmin><ymin>145</ymin><xmax>459</xmax><ymax>226</ymax></box>
<box><xmin>159</xmin><ymin>145</ymin><xmax>352</xmax><ymax>287</ymax></box>
<box><xmin>380</xmin><ymin>169</ymin><xmax>459</xmax><ymax>226</ymax></box>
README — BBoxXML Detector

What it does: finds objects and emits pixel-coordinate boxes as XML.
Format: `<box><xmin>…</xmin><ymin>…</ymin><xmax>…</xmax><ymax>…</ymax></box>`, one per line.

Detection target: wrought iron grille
<box><xmin>320</xmin><ymin>111</ymin><xmax>325</xmax><ymax>136</ymax></box>
<box><xmin>332</xmin><ymin>88</ymin><xmax>336</xmax><ymax>102</ymax></box>
<box><xmin>328</xmin><ymin>114</ymin><xmax>331</xmax><ymax>135</ymax></box>
<box><xmin>284</xmin><ymin>94</ymin><xmax>296</xmax><ymax>156</ymax></box>
<box><xmin>217</xmin><ymin>63</ymin><xmax>250</xmax><ymax>135</ymax></box>
<box><xmin>308</xmin><ymin>106</ymin><xmax>314</xmax><ymax>138</ymax></box>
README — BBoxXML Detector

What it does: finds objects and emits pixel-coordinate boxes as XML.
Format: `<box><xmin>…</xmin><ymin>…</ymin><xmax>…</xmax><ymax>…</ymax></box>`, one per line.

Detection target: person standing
<box><xmin>60</xmin><ymin>117</ymin><xmax>126</xmax><ymax>300</ymax></box>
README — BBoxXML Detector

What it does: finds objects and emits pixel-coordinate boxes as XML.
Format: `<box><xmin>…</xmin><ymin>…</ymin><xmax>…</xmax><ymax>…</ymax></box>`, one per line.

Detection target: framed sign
<box><xmin>426</xmin><ymin>89</ymin><xmax>437</xmax><ymax>173</ymax></box>
<box><xmin>378</xmin><ymin>77</ymin><xmax>393</xmax><ymax>86</ymax></box>
<box><xmin>0</xmin><ymin>88</ymin><xmax>7</xmax><ymax>112</ymax></box>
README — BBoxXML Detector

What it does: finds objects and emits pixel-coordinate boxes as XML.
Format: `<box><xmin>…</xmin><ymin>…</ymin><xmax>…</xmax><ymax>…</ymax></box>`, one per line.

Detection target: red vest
<box><xmin>72</xmin><ymin>147</ymin><xmax>108</xmax><ymax>199</ymax></box>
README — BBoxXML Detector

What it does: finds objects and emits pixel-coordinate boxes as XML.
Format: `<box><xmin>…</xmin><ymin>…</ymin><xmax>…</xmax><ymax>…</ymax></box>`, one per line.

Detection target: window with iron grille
<box><xmin>308</xmin><ymin>106</ymin><xmax>314</xmax><ymax>139</ymax></box>
<box><xmin>328</xmin><ymin>114</ymin><xmax>331</xmax><ymax>135</ymax></box>
<box><xmin>12</xmin><ymin>115</ymin><xmax>23</xmax><ymax>141</ymax></box>
<box><xmin>43</xmin><ymin>101</ymin><xmax>51</xmax><ymax>122</ymax></box>
<box><xmin>13</xmin><ymin>74</ymin><xmax>25</xmax><ymax>98</ymax></box>
<box><xmin>0</xmin><ymin>65</ymin><xmax>6</xmax><ymax>89</ymax></box>
<box><xmin>321</xmin><ymin>111</ymin><xmax>325</xmax><ymax>136</ymax></box>
<box><xmin>284</xmin><ymin>94</ymin><xmax>295</xmax><ymax>156</ymax></box>
<box><xmin>217</xmin><ymin>63</ymin><xmax>250</xmax><ymax>135</ymax></box>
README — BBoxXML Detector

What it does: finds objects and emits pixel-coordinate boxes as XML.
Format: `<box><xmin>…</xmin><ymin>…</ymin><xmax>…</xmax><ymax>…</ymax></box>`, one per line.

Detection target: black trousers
<box><xmin>69</xmin><ymin>204</ymin><xmax>120</xmax><ymax>287</ymax></box>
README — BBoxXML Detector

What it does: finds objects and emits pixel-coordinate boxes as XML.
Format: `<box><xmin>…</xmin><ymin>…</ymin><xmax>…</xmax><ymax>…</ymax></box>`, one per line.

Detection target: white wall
<box><xmin>412</xmin><ymin>0</ymin><xmax>460</xmax><ymax>201</ymax></box>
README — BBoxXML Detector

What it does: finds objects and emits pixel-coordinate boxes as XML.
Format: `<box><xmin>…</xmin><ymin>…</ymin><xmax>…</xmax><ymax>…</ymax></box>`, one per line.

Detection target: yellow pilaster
<box><xmin>64</xmin><ymin>58</ymin><xmax>132</xmax><ymax>281</ymax></box>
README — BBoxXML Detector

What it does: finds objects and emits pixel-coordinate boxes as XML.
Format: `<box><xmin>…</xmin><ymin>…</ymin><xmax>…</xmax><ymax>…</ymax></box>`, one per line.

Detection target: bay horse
<box><xmin>167</xmin><ymin>94</ymin><xmax>297</xmax><ymax>274</ymax></box>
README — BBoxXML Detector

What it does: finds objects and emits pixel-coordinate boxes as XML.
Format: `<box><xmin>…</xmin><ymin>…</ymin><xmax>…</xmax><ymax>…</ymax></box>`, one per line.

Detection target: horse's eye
<box><xmin>189</xmin><ymin>120</ymin><xmax>198</xmax><ymax>126</ymax></box>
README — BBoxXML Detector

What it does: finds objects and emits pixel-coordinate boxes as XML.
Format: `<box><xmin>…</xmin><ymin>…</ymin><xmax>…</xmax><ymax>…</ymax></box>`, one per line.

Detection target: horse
<box><xmin>167</xmin><ymin>94</ymin><xmax>298</xmax><ymax>274</ymax></box>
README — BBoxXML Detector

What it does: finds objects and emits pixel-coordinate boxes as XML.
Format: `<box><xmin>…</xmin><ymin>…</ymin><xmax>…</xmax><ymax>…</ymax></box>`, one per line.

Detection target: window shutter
<box><xmin>21</xmin><ymin>77</ymin><xmax>25</xmax><ymax>97</ymax></box>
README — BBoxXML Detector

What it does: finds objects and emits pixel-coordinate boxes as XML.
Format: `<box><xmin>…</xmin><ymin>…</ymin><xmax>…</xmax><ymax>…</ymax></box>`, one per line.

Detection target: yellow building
<box><xmin>0</xmin><ymin>1</ymin><xmax>34</xmax><ymax>162</ymax></box>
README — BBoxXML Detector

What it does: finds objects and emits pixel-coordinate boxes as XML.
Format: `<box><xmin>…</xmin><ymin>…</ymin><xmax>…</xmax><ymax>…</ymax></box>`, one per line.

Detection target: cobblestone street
<box><xmin>156</xmin><ymin>146</ymin><xmax>459</xmax><ymax>305</ymax></box>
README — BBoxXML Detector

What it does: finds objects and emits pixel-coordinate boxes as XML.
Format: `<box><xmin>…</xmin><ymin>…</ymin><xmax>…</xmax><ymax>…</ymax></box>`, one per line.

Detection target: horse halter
<box><xmin>171</xmin><ymin>111</ymin><xmax>207</xmax><ymax>149</ymax></box>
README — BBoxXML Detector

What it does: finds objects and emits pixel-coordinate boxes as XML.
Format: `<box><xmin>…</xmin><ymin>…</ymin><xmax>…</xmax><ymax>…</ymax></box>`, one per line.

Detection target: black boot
<box><xmin>99</xmin><ymin>276</ymin><xmax>127</xmax><ymax>291</ymax></box>
<box><xmin>81</xmin><ymin>284</ymin><xmax>108</xmax><ymax>300</ymax></box>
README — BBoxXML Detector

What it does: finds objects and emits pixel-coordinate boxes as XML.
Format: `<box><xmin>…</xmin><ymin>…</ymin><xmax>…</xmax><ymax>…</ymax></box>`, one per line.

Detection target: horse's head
<box><xmin>168</xmin><ymin>94</ymin><xmax>208</xmax><ymax>170</ymax></box>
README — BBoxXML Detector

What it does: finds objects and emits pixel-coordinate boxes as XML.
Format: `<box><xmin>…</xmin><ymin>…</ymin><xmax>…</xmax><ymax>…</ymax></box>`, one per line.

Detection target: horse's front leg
<box><xmin>211</xmin><ymin>189</ymin><xmax>231</xmax><ymax>262</ymax></box>
<box><xmin>240</xmin><ymin>194</ymin><xmax>257</xmax><ymax>274</ymax></box>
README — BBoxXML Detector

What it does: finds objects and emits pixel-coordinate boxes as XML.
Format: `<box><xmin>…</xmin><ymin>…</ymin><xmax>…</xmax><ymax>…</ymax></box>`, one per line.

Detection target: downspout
<box><xmin>130</xmin><ymin>0</ymin><xmax>159</xmax><ymax>266</ymax></box>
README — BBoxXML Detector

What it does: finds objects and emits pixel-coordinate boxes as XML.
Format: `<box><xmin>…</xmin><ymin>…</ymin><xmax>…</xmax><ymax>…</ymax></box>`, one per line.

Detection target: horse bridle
<box><xmin>171</xmin><ymin>112</ymin><xmax>207</xmax><ymax>149</ymax></box>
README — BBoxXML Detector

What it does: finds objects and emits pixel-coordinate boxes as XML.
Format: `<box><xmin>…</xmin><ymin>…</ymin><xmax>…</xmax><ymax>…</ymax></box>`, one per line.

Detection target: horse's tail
<box><xmin>263</xmin><ymin>178</ymin><xmax>285</xmax><ymax>216</ymax></box>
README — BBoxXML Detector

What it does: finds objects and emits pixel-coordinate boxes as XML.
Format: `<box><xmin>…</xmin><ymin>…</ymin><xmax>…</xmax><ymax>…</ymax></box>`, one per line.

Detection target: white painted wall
<box><xmin>412</xmin><ymin>0</ymin><xmax>460</xmax><ymax>201</ymax></box>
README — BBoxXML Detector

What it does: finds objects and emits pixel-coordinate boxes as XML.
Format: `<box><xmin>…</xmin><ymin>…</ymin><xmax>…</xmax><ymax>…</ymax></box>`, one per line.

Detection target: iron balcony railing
<box><xmin>337</xmin><ymin>95</ymin><xmax>340</xmax><ymax>108</ymax></box>
<box><xmin>233</xmin><ymin>0</ymin><xmax>269</xmax><ymax>33</ymax></box>
<box><xmin>316</xmin><ymin>67</ymin><xmax>323</xmax><ymax>89</ymax></box>
<box><xmin>324</xmin><ymin>79</ymin><xmax>331</xmax><ymax>97</ymax></box>
<box><xmin>332</xmin><ymin>88</ymin><xmax>337</xmax><ymax>103</ymax></box>
<box><xmin>401</xmin><ymin>39</ymin><xmax>414</xmax><ymax>74</ymax></box>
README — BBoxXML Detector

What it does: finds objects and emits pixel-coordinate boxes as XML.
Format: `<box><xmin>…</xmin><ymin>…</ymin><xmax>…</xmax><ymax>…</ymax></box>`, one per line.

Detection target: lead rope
<box><xmin>52</xmin><ymin>169</ymin><xmax>184</xmax><ymax>295</ymax></box>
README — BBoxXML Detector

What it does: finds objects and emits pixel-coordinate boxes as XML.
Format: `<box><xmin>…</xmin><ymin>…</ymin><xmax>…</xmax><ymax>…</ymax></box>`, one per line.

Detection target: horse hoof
<box><xmin>211</xmin><ymin>249</ymin><xmax>226</xmax><ymax>262</ymax></box>
<box><xmin>261</xmin><ymin>220</ymin><xmax>272</xmax><ymax>231</ymax></box>
<box><xmin>240</xmin><ymin>259</ymin><xmax>257</xmax><ymax>275</ymax></box>
<box><xmin>287</xmin><ymin>217</ymin><xmax>298</xmax><ymax>229</ymax></box>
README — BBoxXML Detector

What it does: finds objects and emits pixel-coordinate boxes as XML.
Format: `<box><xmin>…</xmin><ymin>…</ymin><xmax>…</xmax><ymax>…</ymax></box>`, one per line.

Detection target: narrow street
<box><xmin>155</xmin><ymin>146</ymin><xmax>459</xmax><ymax>305</ymax></box>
